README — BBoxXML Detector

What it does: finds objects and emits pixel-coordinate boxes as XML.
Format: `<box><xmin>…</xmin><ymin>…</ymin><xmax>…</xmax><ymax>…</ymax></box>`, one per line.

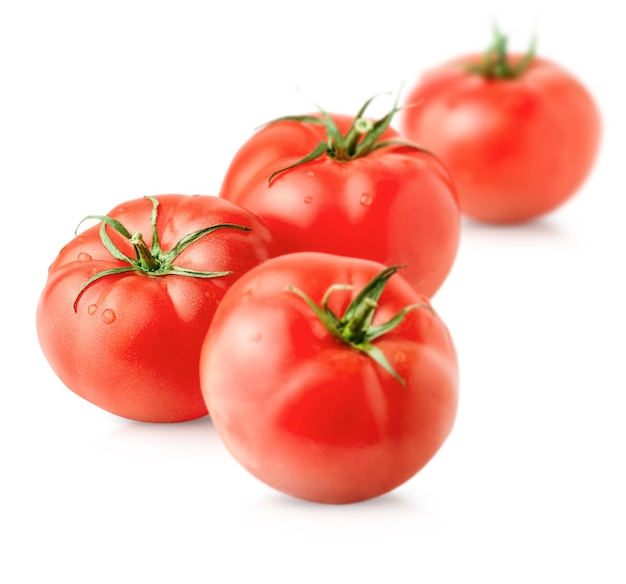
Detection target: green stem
<box><xmin>467</xmin><ymin>26</ymin><xmax>536</xmax><ymax>80</ymax></box>
<box><xmin>72</xmin><ymin>196</ymin><xmax>251</xmax><ymax>311</ymax></box>
<box><xmin>287</xmin><ymin>265</ymin><xmax>431</xmax><ymax>386</ymax></box>
<box><xmin>340</xmin><ymin>118</ymin><xmax>375</xmax><ymax>160</ymax></box>
<box><xmin>130</xmin><ymin>232</ymin><xmax>161</xmax><ymax>271</ymax></box>
<box><xmin>342</xmin><ymin>297</ymin><xmax>378</xmax><ymax>344</ymax></box>
<box><xmin>264</xmin><ymin>91</ymin><xmax>433</xmax><ymax>182</ymax></box>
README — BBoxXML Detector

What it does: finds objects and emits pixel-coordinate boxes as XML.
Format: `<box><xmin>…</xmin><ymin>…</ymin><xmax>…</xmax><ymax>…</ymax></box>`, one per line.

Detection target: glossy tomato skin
<box><xmin>36</xmin><ymin>194</ymin><xmax>280</xmax><ymax>423</ymax></box>
<box><xmin>200</xmin><ymin>252</ymin><xmax>459</xmax><ymax>504</ymax></box>
<box><xmin>219</xmin><ymin>114</ymin><xmax>460</xmax><ymax>298</ymax></box>
<box><xmin>401</xmin><ymin>56</ymin><xmax>601</xmax><ymax>224</ymax></box>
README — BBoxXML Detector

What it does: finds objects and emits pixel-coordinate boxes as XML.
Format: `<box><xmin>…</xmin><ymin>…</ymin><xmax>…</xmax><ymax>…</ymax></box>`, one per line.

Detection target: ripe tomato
<box><xmin>218</xmin><ymin>95</ymin><xmax>460</xmax><ymax>298</ymax></box>
<box><xmin>401</xmin><ymin>31</ymin><xmax>601</xmax><ymax>224</ymax></box>
<box><xmin>200</xmin><ymin>252</ymin><xmax>459</xmax><ymax>504</ymax></box>
<box><xmin>36</xmin><ymin>194</ymin><xmax>279</xmax><ymax>423</ymax></box>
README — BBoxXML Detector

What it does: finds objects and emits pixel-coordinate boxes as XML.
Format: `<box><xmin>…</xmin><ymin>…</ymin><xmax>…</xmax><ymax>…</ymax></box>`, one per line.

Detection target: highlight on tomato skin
<box><xmin>218</xmin><ymin>93</ymin><xmax>461</xmax><ymax>298</ymax></box>
<box><xmin>36</xmin><ymin>194</ymin><xmax>281</xmax><ymax>423</ymax></box>
<box><xmin>200</xmin><ymin>252</ymin><xmax>459</xmax><ymax>504</ymax></box>
<box><xmin>400</xmin><ymin>29</ymin><xmax>602</xmax><ymax>224</ymax></box>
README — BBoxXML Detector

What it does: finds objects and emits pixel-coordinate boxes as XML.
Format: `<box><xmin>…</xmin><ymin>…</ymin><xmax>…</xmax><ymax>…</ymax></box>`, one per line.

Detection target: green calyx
<box><xmin>466</xmin><ymin>25</ymin><xmax>537</xmax><ymax>80</ymax></box>
<box><xmin>265</xmin><ymin>91</ymin><xmax>431</xmax><ymax>183</ymax></box>
<box><xmin>72</xmin><ymin>195</ymin><xmax>251</xmax><ymax>311</ymax></box>
<box><xmin>286</xmin><ymin>265</ymin><xmax>433</xmax><ymax>387</ymax></box>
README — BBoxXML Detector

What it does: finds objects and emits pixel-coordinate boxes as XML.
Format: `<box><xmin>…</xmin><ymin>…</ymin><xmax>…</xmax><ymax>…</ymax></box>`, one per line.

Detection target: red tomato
<box><xmin>200</xmin><ymin>252</ymin><xmax>459</xmax><ymax>504</ymax></box>
<box><xmin>401</xmin><ymin>32</ymin><xmax>601</xmax><ymax>224</ymax></box>
<box><xmin>36</xmin><ymin>194</ymin><xmax>279</xmax><ymax>423</ymax></box>
<box><xmin>219</xmin><ymin>96</ymin><xmax>460</xmax><ymax>298</ymax></box>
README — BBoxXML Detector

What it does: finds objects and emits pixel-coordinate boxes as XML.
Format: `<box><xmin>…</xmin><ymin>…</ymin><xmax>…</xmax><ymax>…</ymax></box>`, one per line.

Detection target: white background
<box><xmin>2</xmin><ymin>1</ymin><xmax>625</xmax><ymax>582</ymax></box>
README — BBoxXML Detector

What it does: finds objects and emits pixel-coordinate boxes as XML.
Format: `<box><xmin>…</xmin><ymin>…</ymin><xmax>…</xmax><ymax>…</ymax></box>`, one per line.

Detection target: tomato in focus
<box><xmin>200</xmin><ymin>252</ymin><xmax>459</xmax><ymax>504</ymax></box>
<box><xmin>219</xmin><ymin>97</ymin><xmax>460</xmax><ymax>298</ymax></box>
<box><xmin>401</xmin><ymin>31</ymin><xmax>601</xmax><ymax>224</ymax></box>
<box><xmin>36</xmin><ymin>194</ymin><xmax>279</xmax><ymax>423</ymax></box>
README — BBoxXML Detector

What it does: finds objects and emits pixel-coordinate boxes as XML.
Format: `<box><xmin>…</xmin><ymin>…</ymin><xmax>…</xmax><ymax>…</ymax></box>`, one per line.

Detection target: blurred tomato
<box><xmin>401</xmin><ymin>31</ymin><xmax>601</xmax><ymax>224</ymax></box>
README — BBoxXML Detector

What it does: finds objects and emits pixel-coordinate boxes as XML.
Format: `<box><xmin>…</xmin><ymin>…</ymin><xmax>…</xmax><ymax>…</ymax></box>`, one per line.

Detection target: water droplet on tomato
<box><xmin>304</xmin><ymin>196</ymin><xmax>314</xmax><ymax>204</ymax></box>
<box><xmin>102</xmin><ymin>309</ymin><xmax>116</xmax><ymax>324</ymax></box>
<box><xmin>88</xmin><ymin>304</ymin><xmax>97</xmax><ymax>315</ymax></box>
<box><xmin>306</xmin><ymin>171</ymin><xmax>315</xmax><ymax>177</ymax></box>
<box><xmin>394</xmin><ymin>350</ymin><xmax>407</xmax><ymax>365</ymax></box>
<box><xmin>78</xmin><ymin>252</ymin><xmax>92</xmax><ymax>262</ymax></box>
<box><xmin>360</xmin><ymin>193</ymin><xmax>373</xmax><ymax>207</ymax></box>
